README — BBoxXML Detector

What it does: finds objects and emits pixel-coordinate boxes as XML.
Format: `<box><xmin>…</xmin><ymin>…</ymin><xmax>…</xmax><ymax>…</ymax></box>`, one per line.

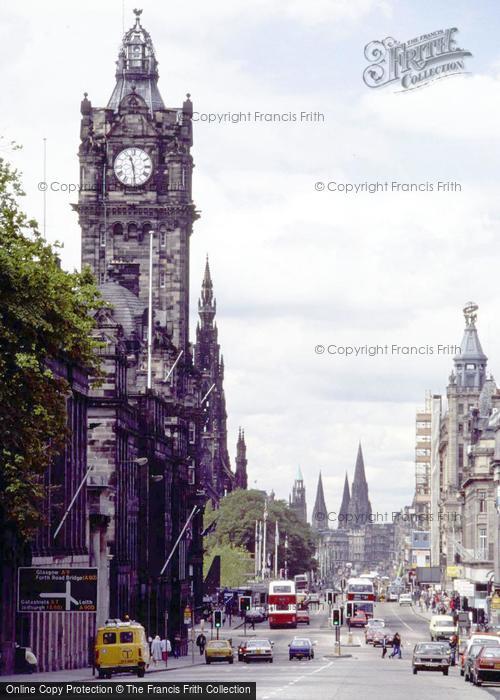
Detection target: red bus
<box><xmin>346</xmin><ymin>577</ymin><xmax>375</xmax><ymax>618</ymax></box>
<box><xmin>268</xmin><ymin>580</ymin><xmax>297</xmax><ymax>629</ymax></box>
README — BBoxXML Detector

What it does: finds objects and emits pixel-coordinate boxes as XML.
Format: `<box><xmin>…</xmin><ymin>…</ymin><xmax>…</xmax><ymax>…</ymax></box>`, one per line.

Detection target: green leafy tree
<box><xmin>0</xmin><ymin>154</ymin><xmax>102</xmax><ymax>537</ymax></box>
<box><xmin>204</xmin><ymin>544</ymin><xmax>254</xmax><ymax>588</ymax></box>
<box><xmin>204</xmin><ymin>489</ymin><xmax>317</xmax><ymax>578</ymax></box>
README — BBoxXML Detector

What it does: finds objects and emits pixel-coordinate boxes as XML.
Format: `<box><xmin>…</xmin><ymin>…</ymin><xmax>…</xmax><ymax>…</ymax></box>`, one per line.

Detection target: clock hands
<box><xmin>128</xmin><ymin>155</ymin><xmax>136</xmax><ymax>186</ymax></box>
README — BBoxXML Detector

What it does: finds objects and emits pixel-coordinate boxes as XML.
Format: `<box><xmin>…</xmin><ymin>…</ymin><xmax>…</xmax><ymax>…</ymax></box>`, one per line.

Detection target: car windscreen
<box><xmin>435</xmin><ymin>620</ymin><xmax>455</xmax><ymax>627</ymax></box>
<box><xmin>292</xmin><ymin>640</ymin><xmax>310</xmax><ymax>647</ymax></box>
<box><xmin>415</xmin><ymin>645</ymin><xmax>446</xmax><ymax>654</ymax></box>
<box><xmin>208</xmin><ymin>641</ymin><xmax>228</xmax><ymax>648</ymax></box>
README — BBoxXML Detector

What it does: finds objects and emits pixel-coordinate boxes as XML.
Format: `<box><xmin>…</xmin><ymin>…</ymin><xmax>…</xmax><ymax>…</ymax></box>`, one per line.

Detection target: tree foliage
<box><xmin>203</xmin><ymin>543</ymin><xmax>254</xmax><ymax>589</ymax></box>
<box><xmin>0</xmin><ymin>154</ymin><xmax>102</xmax><ymax>537</ymax></box>
<box><xmin>204</xmin><ymin>489</ymin><xmax>317</xmax><ymax>578</ymax></box>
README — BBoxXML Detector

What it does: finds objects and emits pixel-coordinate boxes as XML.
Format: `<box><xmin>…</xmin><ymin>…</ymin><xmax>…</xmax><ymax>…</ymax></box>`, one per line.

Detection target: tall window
<box><xmin>478</xmin><ymin>490</ymin><xmax>487</xmax><ymax>513</ymax></box>
<box><xmin>478</xmin><ymin>527</ymin><xmax>487</xmax><ymax>556</ymax></box>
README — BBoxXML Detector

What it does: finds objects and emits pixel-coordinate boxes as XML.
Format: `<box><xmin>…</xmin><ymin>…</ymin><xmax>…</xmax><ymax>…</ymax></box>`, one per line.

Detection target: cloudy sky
<box><xmin>3</xmin><ymin>0</ymin><xmax>500</xmax><ymax>518</ymax></box>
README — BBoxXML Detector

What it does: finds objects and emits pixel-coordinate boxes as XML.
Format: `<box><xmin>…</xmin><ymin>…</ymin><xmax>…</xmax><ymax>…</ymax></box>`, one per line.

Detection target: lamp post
<box><xmin>147</xmin><ymin>228</ymin><xmax>154</xmax><ymax>391</ymax></box>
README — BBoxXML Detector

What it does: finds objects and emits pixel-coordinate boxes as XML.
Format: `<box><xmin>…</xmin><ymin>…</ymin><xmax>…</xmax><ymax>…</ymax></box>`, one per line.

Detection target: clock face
<box><xmin>114</xmin><ymin>147</ymin><xmax>153</xmax><ymax>186</ymax></box>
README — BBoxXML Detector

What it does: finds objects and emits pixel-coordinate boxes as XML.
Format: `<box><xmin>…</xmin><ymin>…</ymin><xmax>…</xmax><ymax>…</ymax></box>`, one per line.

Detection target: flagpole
<box><xmin>257</xmin><ymin>521</ymin><xmax>262</xmax><ymax>580</ymax></box>
<box><xmin>262</xmin><ymin>500</ymin><xmax>268</xmax><ymax>579</ymax></box>
<box><xmin>274</xmin><ymin>520</ymin><xmax>279</xmax><ymax>579</ymax></box>
<box><xmin>254</xmin><ymin>520</ymin><xmax>259</xmax><ymax>579</ymax></box>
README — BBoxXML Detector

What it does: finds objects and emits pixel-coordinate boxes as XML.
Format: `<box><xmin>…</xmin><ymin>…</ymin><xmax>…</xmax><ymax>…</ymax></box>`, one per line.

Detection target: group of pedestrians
<box><xmin>381</xmin><ymin>632</ymin><xmax>402</xmax><ymax>659</ymax></box>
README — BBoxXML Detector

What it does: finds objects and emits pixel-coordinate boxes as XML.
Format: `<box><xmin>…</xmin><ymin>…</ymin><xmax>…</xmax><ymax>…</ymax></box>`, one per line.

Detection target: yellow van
<box><xmin>95</xmin><ymin>619</ymin><xmax>150</xmax><ymax>678</ymax></box>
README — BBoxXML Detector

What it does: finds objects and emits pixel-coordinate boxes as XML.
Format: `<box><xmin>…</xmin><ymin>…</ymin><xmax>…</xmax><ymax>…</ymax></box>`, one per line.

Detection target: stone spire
<box><xmin>311</xmin><ymin>472</ymin><xmax>328</xmax><ymax>531</ymax></box>
<box><xmin>107</xmin><ymin>9</ymin><xmax>165</xmax><ymax>113</ymax></box>
<box><xmin>338</xmin><ymin>472</ymin><xmax>350</xmax><ymax>529</ymax></box>
<box><xmin>453</xmin><ymin>302</ymin><xmax>487</xmax><ymax>390</ymax></box>
<box><xmin>289</xmin><ymin>466</ymin><xmax>307</xmax><ymax>524</ymax></box>
<box><xmin>199</xmin><ymin>257</ymin><xmax>216</xmax><ymax>328</ymax></box>
<box><xmin>235</xmin><ymin>428</ymin><xmax>248</xmax><ymax>490</ymax></box>
<box><xmin>347</xmin><ymin>444</ymin><xmax>372</xmax><ymax>528</ymax></box>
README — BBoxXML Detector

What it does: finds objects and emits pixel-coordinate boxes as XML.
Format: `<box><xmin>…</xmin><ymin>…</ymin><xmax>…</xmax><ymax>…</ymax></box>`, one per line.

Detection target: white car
<box><xmin>399</xmin><ymin>593</ymin><xmax>412</xmax><ymax>606</ymax></box>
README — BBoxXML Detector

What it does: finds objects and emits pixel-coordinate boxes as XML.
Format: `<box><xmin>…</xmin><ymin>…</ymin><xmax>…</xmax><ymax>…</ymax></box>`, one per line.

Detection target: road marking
<box><xmin>392</xmin><ymin>610</ymin><xmax>415</xmax><ymax>632</ymax></box>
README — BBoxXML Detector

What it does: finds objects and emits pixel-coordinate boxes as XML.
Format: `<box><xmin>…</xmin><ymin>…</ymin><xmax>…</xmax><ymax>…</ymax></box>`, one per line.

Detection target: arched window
<box><xmin>113</xmin><ymin>223</ymin><xmax>123</xmax><ymax>236</ymax></box>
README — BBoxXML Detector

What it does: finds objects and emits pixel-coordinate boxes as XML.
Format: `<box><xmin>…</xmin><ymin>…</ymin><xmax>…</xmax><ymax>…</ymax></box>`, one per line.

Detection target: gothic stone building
<box><xmin>8</xmin><ymin>9</ymin><xmax>247</xmax><ymax>673</ymax></box>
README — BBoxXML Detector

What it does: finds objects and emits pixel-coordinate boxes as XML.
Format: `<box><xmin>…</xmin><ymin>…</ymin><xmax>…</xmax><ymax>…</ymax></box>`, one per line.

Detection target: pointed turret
<box><xmin>311</xmin><ymin>472</ymin><xmax>329</xmax><ymax>531</ymax></box>
<box><xmin>338</xmin><ymin>472</ymin><xmax>350</xmax><ymax>529</ymax></box>
<box><xmin>107</xmin><ymin>9</ymin><xmax>165</xmax><ymax>113</ymax></box>
<box><xmin>290</xmin><ymin>466</ymin><xmax>307</xmax><ymax>523</ymax></box>
<box><xmin>198</xmin><ymin>256</ymin><xmax>216</xmax><ymax>329</ymax></box>
<box><xmin>235</xmin><ymin>428</ymin><xmax>248</xmax><ymax>490</ymax></box>
<box><xmin>346</xmin><ymin>444</ymin><xmax>372</xmax><ymax>528</ymax></box>
<box><xmin>453</xmin><ymin>302</ymin><xmax>487</xmax><ymax>390</ymax></box>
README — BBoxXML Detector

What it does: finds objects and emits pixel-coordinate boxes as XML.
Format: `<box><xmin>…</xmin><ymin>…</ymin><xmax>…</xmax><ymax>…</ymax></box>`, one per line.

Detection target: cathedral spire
<box><xmin>311</xmin><ymin>471</ymin><xmax>328</xmax><ymax>531</ymax></box>
<box><xmin>290</xmin><ymin>466</ymin><xmax>306</xmax><ymax>523</ymax></box>
<box><xmin>235</xmin><ymin>427</ymin><xmax>248</xmax><ymax>490</ymax></box>
<box><xmin>347</xmin><ymin>443</ymin><xmax>372</xmax><ymax>528</ymax></box>
<box><xmin>107</xmin><ymin>9</ymin><xmax>165</xmax><ymax>113</ymax></box>
<box><xmin>338</xmin><ymin>472</ymin><xmax>350</xmax><ymax>529</ymax></box>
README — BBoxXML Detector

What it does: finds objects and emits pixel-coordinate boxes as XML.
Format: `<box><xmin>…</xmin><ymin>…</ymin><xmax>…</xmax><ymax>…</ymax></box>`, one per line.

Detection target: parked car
<box><xmin>289</xmin><ymin>638</ymin><xmax>315</xmax><ymax>661</ymax></box>
<box><xmin>205</xmin><ymin>640</ymin><xmax>233</xmax><ymax>664</ymax></box>
<box><xmin>412</xmin><ymin>642</ymin><xmax>450</xmax><ymax>675</ymax></box>
<box><xmin>349</xmin><ymin>610</ymin><xmax>368</xmax><ymax>628</ymax></box>
<box><xmin>245</xmin><ymin>608</ymin><xmax>265</xmax><ymax>624</ymax></box>
<box><xmin>398</xmin><ymin>593</ymin><xmax>412</xmax><ymax>606</ymax></box>
<box><xmin>243</xmin><ymin>639</ymin><xmax>273</xmax><ymax>663</ymax></box>
<box><xmin>429</xmin><ymin>615</ymin><xmax>457</xmax><ymax>641</ymax></box>
<box><xmin>460</xmin><ymin>633</ymin><xmax>500</xmax><ymax>675</ymax></box>
<box><xmin>297</xmin><ymin>608</ymin><xmax>310</xmax><ymax>625</ymax></box>
<box><xmin>463</xmin><ymin>643</ymin><xmax>498</xmax><ymax>682</ymax></box>
<box><xmin>471</xmin><ymin>646</ymin><xmax>500</xmax><ymax>686</ymax></box>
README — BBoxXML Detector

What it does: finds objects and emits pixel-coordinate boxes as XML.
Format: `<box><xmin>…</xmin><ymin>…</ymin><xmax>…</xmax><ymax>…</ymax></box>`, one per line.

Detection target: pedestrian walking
<box><xmin>160</xmin><ymin>637</ymin><xmax>170</xmax><ymax>666</ymax></box>
<box><xmin>173</xmin><ymin>633</ymin><xmax>181</xmax><ymax>658</ymax></box>
<box><xmin>389</xmin><ymin>633</ymin><xmax>402</xmax><ymax>659</ymax></box>
<box><xmin>381</xmin><ymin>636</ymin><xmax>388</xmax><ymax>659</ymax></box>
<box><xmin>151</xmin><ymin>635</ymin><xmax>163</xmax><ymax>666</ymax></box>
<box><xmin>196</xmin><ymin>633</ymin><xmax>207</xmax><ymax>656</ymax></box>
<box><xmin>449</xmin><ymin>633</ymin><xmax>458</xmax><ymax>666</ymax></box>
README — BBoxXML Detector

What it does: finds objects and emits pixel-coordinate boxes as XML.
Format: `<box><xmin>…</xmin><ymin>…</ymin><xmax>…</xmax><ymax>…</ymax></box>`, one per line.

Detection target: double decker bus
<box><xmin>346</xmin><ymin>577</ymin><xmax>376</xmax><ymax>618</ymax></box>
<box><xmin>268</xmin><ymin>580</ymin><xmax>297</xmax><ymax>629</ymax></box>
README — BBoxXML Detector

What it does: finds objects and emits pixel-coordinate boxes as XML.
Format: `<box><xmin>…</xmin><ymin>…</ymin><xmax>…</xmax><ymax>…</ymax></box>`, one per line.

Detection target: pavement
<box><xmin>3</xmin><ymin>604</ymin><xmax>500</xmax><ymax>698</ymax></box>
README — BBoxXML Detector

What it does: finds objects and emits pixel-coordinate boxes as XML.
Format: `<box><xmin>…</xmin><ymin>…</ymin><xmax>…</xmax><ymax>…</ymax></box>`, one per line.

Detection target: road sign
<box><xmin>18</xmin><ymin>568</ymin><xmax>97</xmax><ymax>613</ymax></box>
<box><xmin>184</xmin><ymin>606</ymin><xmax>192</xmax><ymax>625</ymax></box>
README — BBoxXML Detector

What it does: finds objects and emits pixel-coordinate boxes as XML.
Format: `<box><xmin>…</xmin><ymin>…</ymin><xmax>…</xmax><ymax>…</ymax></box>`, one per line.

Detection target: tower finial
<box><xmin>463</xmin><ymin>301</ymin><xmax>478</xmax><ymax>328</ymax></box>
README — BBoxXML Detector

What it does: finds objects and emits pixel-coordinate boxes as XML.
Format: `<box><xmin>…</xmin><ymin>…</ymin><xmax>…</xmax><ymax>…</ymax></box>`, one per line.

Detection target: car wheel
<box><xmin>443</xmin><ymin>669</ymin><xmax>448</xmax><ymax>676</ymax></box>
<box><xmin>269</xmin><ymin>658</ymin><xmax>273</xmax><ymax>663</ymax></box>
<box><xmin>413</xmin><ymin>668</ymin><xmax>417</xmax><ymax>675</ymax></box>
<box><xmin>229</xmin><ymin>658</ymin><xmax>234</xmax><ymax>664</ymax></box>
<box><xmin>245</xmin><ymin>658</ymin><xmax>250</xmax><ymax>664</ymax></box>
<box><xmin>106</xmin><ymin>672</ymin><xmax>112</xmax><ymax>679</ymax></box>
<box><xmin>460</xmin><ymin>669</ymin><xmax>464</xmax><ymax>677</ymax></box>
<box><xmin>97</xmin><ymin>670</ymin><xmax>105</xmax><ymax>679</ymax></box>
<box><xmin>206</xmin><ymin>659</ymin><xmax>210</xmax><ymax>665</ymax></box>
<box><xmin>289</xmin><ymin>656</ymin><xmax>293</xmax><ymax>661</ymax></box>
<box><xmin>137</xmin><ymin>667</ymin><xmax>145</xmax><ymax>678</ymax></box>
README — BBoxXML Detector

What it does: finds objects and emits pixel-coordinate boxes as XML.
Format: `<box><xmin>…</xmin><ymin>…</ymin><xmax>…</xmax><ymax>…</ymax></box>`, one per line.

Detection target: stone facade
<box><xmin>289</xmin><ymin>467</ymin><xmax>307</xmax><ymax>524</ymax></box>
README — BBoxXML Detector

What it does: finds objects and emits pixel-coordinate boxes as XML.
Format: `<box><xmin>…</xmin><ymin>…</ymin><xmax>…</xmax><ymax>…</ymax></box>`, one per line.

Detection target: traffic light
<box><xmin>239</xmin><ymin>596</ymin><xmax>251</xmax><ymax>613</ymax></box>
<box><xmin>346</xmin><ymin>602</ymin><xmax>357</xmax><ymax>618</ymax></box>
<box><xmin>332</xmin><ymin>608</ymin><xmax>342</xmax><ymax>626</ymax></box>
<box><xmin>327</xmin><ymin>591</ymin><xmax>333</xmax><ymax>605</ymax></box>
<box><xmin>214</xmin><ymin>610</ymin><xmax>222</xmax><ymax>628</ymax></box>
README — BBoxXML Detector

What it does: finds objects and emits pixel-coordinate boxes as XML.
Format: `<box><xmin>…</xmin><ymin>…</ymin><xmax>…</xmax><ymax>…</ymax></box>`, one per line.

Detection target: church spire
<box><xmin>311</xmin><ymin>471</ymin><xmax>328</xmax><ymax>531</ymax></box>
<box><xmin>338</xmin><ymin>472</ymin><xmax>350</xmax><ymax>529</ymax></box>
<box><xmin>235</xmin><ymin>428</ymin><xmax>248</xmax><ymax>489</ymax></box>
<box><xmin>347</xmin><ymin>443</ymin><xmax>372</xmax><ymax>528</ymax></box>
<box><xmin>107</xmin><ymin>9</ymin><xmax>165</xmax><ymax>113</ymax></box>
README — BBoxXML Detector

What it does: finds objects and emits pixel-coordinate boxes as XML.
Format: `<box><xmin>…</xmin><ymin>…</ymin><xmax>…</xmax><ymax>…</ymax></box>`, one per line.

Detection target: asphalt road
<box><xmin>147</xmin><ymin>602</ymin><xmax>500</xmax><ymax>700</ymax></box>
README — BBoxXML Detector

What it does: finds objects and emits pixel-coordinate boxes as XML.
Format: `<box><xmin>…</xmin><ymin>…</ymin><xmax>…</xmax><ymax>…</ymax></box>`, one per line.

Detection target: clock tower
<box><xmin>77</xmin><ymin>8</ymin><xmax>196</xmax><ymax>367</ymax></box>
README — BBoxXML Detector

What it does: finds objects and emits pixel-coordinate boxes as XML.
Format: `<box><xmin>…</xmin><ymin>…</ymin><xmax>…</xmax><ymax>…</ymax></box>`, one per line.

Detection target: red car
<box><xmin>471</xmin><ymin>646</ymin><xmax>500</xmax><ymax>686</ymax></box>
<box><xmin>297</xmin><ymin>608</ymin><xmax>310</xmax><ymax>625</ymax></box>
<box><xmin>349</xmin><ymin>611</ymin><xmax>368</xmax><ymax>628</ymax></box>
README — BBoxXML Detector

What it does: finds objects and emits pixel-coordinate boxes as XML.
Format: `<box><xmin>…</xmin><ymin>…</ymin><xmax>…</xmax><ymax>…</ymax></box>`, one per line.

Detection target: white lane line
<box><xmin>392</xmin><ymin>610</ymin><xmax>415</xmax><ymax>632</ymax></box>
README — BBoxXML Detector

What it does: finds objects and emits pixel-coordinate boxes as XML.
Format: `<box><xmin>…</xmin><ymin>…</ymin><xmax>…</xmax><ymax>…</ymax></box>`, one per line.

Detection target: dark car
<box><xmin>245</xmin><ymin>608</ymin><xmax>265</xmax><ymax>624</ymax></box>
<box><xmin>464</xmin><ymin>642</ymin><xmax>499</xmax><ymax>682</ymax></box>
<box><xmin>237</xmin><ymin>640</ymin><xmax>248</xmax><ymax>662</ymax></box>
<box><xmin>289</xmin><ymin>638</ymin><xmax>314</xmax><ymax>661</ymax></box>
<box><xmin>471</xmin><ymin>646</ymin><xmax>500</xmax><ymax>686</ymax></box>
<box><xmin>373</xmin><ymin>628</ymin><xmax>393</xmax><ymax>647</ymax></box>
<box><xmin>412</xmin><ymin>642</ymin><xmax>450</xmax><ymax>675</ymax></box>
